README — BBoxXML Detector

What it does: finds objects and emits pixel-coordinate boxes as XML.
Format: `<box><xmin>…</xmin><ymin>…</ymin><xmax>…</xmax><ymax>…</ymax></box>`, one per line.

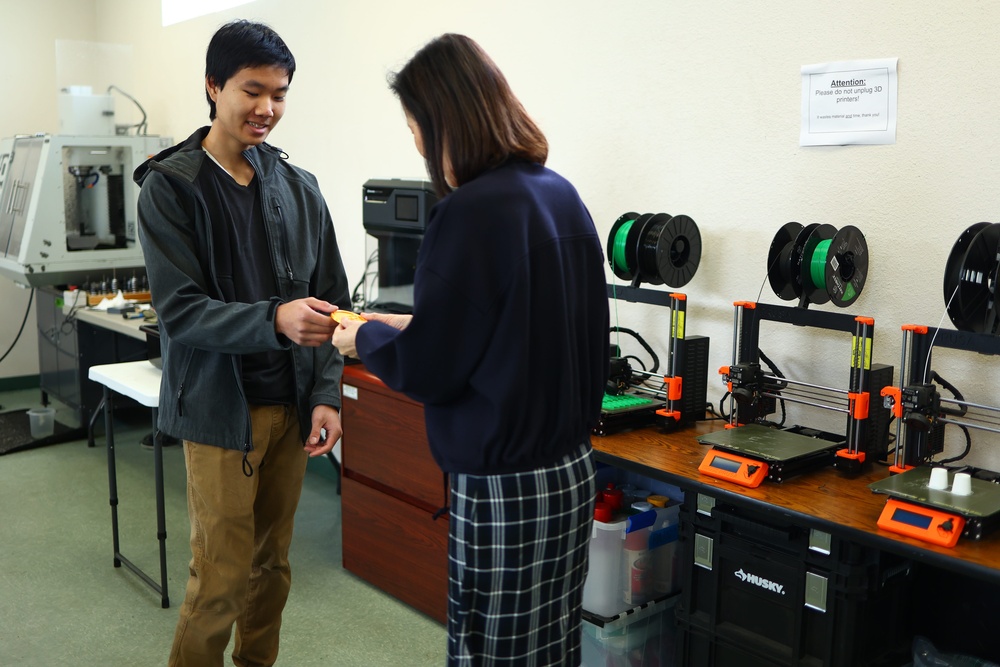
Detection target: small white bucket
<box><xmin>27</xmin><ymin>407</ymin><xmax>56</xmax><ymax>439</ymax></box>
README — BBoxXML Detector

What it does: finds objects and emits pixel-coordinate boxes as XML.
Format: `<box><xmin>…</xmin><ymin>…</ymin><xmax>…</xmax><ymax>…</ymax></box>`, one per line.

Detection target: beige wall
<box><xmin>5</xmin><ymin>0</ymin><xmax>999</xmax><ymax>467</ymax></box>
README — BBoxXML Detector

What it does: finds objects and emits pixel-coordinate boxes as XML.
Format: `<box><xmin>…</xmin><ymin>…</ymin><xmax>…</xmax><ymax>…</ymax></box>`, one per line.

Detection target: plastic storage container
<box><xmin>676</xmin><ymin>494</ymin><xmax>913</xmax><ymax>666</ymax></box>
<box><xmin>27</xmin><ymin>407</ymin><xmax>56</xmax><ymax>439</ymax></box>
<box><xmin>581</xmin><ymin>595</ymin><xmax>678</xmax><ymax>667</ymax></box>
<box><xmin>584</xmin><ymin>507</ymin><xmax>661</xmax><ymax>618</ymax></box>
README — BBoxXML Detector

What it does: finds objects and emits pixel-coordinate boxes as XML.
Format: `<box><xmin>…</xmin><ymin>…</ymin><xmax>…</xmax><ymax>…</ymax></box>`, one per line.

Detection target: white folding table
<box><xmin>88</xmin><ymin>360</ymin><xmax>170</xmax><ymax>608</ymax></box>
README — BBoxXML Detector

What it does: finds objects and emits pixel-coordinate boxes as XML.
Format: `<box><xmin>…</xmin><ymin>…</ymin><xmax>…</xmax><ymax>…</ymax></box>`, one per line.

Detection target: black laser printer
<box><xmin>362</xmin><ymin>178</ymin><xmax>438</xmax><ymax>313</ymax></box>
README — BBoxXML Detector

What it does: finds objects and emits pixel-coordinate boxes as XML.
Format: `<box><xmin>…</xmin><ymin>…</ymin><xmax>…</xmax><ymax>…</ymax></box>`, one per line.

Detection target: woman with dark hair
<box><xmin>333</xmin><ymin>33</ymin><xmax>609</xmax><ymax>666</ymax></box>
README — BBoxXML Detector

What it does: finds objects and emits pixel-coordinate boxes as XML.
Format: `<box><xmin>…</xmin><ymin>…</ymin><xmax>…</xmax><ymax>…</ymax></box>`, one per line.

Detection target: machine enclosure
<box><xmin>0</xmin><ymin>133</ymin><xmax>171</xmax><ymax>287</ymax></box>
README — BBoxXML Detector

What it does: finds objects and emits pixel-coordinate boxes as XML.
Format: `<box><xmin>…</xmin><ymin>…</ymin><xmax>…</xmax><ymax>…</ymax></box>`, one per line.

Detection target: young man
<box><xmin>134</xmin><ymin>20</ymin><xmax>351</xmax><ymax>667</ymax></box>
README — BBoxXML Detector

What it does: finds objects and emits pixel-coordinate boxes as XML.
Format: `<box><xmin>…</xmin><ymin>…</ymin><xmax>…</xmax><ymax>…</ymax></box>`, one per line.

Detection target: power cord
<box><xmin>0</xmin><ymin>288</ymin><xmax>34</xmax><ymax>366</ymax></box>
<box><xmin>932</xmin><ymin>370</ymin><xmax>972</xmax><ymax>464</ymax></box>
<box><xmin>609</xmin><ymin>326</ymin><xmax>660</xmax><ymax>374</ymax></box>
<box><xmin>107</xmin><ymin>85</ymin><xmax>148</xmax><ymax>135</ymax></box>
<box><xmin>351</xmin><ymin>248</ymin><xmax>379</xmax><ymax>311</ymax></box>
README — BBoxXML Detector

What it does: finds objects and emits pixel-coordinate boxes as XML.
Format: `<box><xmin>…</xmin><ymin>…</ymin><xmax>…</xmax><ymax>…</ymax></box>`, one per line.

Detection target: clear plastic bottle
<box><xmin>622</xmin><ymin>508</ymin><xmax>655</xmax><ymax>606</ymax></box>
<box><xmin>582</xmin><ymin>502</ymin><xmax>626</xmax><ymax>617</ymax></box>
<box><xmin>647</xmin><ymin>495</ymin><xmax>681</xmax><ymax>597</ymax></box>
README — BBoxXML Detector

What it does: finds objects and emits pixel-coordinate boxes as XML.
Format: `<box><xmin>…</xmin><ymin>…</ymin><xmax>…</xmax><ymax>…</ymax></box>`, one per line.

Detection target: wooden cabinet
<box><xmin>340</xmin><ymin>364</ymin><xmax>449</xmax><ymax>623</ymax></box>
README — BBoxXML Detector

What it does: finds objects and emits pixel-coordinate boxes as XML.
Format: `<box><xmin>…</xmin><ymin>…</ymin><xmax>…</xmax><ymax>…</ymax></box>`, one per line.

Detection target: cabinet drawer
<box><xmin>341</xmin><ymin>367</ymin><xmax>445</xmax><ymax>509</ymax></box>
<box><xmin>342</xmin><ymin>476</ymin><xmax>449</xmax><ymax>623</ymax></box>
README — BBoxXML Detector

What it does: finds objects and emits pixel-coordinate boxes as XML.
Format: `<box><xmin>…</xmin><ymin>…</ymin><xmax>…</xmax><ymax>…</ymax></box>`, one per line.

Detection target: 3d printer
<box><xmin>698</xmin><ymin>223</ymin><xmax>893</xmax><ymax>487</ymax></box>
<box><xmin>870</xmin><ymin>222</ymin><xmax>1000</xmax><ymax>547</ymax></box>
<box><xmin>596</xmin><ymin>211</ymin><xmax>710</xmax><ymax>436</ymax></box>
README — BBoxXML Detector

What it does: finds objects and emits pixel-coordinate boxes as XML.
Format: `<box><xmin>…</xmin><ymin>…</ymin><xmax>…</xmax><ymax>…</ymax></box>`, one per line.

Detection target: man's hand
<box><xmin>276</xmin><ymin>297</ymin><xmax>339</xmax><ymax>346</ymax></box>
<box><xmin>305</xmin><ymin>404</ymin><xmax>341</xmax><ymax>457</ymax></box>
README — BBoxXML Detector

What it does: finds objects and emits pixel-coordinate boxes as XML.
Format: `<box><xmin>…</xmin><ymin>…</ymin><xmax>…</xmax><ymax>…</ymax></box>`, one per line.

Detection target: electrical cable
<box><xmin>107</xmin><ymin>85</ymin><xmax>148</xmax><ymax>135</ymax></box>
<box><xmin>713</xmin><ymin>394</ymin><xmax>731</xmax><ymax>421</ymax></box>
<box><xmin>0</xmin><ymin>289</ymin><xmax>34</xmax><ymax>366</ymax></box>
<box><xmin>932</xmin><ymin>370</ymin><xmax>968</xmax><ymax>417</ymax></box>
<box><xmin>622</xmin><ymin>355</ymin><xmax>647</xmax><ymax>373</ymax></box>
<box><xmin>936</xmin><ymin>424</ymin><xmax>972</xmax><ymax>465</ymax></box>
<box><xmin>931</xmin><ymin>370</ymin><xmax>973</xmax><ymax>464</ymax></box>
<box><xmin>758</xmin><ymin>349</ymin><xmax>788</xmax><ymax>390</ymax></box>
<box><xmin>608</xmin><ymin>326</ymin><xmax>660</xmax><ymax>374</ymax></box>
<box><xmin>60</xmin><ymin>289</ymin><xmax>85</xmax><ymax>334</ymax></box>
<box><xmin>351</xmin><ymin>249</ymin><xmax>379</xmax><ymax>310</ymax></box>
<box><xmin>758</xmin><ymin>348</ymin><xmax>788</xmax><ymax>425</ymax></box>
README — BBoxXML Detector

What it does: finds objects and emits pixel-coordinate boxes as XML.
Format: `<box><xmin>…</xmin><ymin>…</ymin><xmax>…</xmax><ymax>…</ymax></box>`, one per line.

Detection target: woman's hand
<box><xmin>332</xmin><ymin>317</ymin><xmax>365</xmax><ymax>358</ymax></box>
<box><xmin>362</xmin><ymin>312</ymin><xmax>412</xmax><ymax>331</ymax></box>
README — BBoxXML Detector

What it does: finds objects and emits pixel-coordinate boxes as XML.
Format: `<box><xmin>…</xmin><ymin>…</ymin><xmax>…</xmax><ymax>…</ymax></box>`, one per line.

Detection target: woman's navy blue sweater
<box><xmin>356</xmin><ymin>160</ymin><xmax>609</xmax><ymax>475</ymax></box>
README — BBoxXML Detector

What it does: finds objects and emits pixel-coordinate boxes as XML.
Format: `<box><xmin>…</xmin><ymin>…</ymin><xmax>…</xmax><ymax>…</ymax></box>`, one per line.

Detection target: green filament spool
<box><xmin>607</xmin><ymin>211</ymin><xmax>702</xmax><ymax>286</ymax></box>
<box><xmin>612</xmin><ymin>218</ymin><xmax>636</xmax><ymax>275</ymax></box>
<box><xmin>607</xmin><ymin>211</ymin><xmax>644</xmax><ymax>281</ymax></box>
<box><xmin>809</xmin><ymin>238</ymin><xmax>833</xmax><ymax>289</ymax></box>
<box><xmin>767</xmin><ymin>222</ymin><xmax>866</xmax><ymax>307</ymax></box>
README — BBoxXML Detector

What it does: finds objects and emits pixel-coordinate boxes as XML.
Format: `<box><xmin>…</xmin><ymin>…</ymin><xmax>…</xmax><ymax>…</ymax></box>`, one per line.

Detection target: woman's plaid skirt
<box><xmin>447</xmin><ymin>442</ymin><xmax>597</xmax><ymax>666</ymax></box>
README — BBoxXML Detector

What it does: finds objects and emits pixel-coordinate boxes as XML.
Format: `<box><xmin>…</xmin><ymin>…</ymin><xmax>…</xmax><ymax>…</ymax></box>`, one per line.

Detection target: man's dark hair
<box><xmin>205</xmin><ymin>20</ymin><xmax>296</xmax><ymax>121</ymax></box>
<box><xmin>389</xmin><ymin>33</ymin><xmax>548</xmax><ymax>197</ymax></box>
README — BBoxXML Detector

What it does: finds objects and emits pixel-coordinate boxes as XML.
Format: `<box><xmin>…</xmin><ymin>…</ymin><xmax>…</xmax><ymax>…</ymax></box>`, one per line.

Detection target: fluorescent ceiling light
<box><xmin>162</xmin><ymin>0</ymin><xmax>255</xmax><ymax>27</ymax></box>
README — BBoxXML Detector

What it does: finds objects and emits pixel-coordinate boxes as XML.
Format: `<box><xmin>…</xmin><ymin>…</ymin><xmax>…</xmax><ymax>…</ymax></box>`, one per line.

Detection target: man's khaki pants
<box><xmin>169</xmin><ymin>404</ymin><xmax>308</xmax><ymax>667</ymax></box>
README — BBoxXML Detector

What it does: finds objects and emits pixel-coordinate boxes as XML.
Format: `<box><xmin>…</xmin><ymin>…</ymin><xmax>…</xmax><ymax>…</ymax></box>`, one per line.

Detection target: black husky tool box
<box><xmin>675</xmin><ymin>494</ymin><xmax>913</xmax><ymax>666</ymax></box>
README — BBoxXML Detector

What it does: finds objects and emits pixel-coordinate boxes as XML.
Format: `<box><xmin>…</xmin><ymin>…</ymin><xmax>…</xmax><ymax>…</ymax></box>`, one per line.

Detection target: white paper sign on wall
<box><xmin>800</xmin><ymin>58</ymin><xmax>898</xmax><ymax>146</ymax></box>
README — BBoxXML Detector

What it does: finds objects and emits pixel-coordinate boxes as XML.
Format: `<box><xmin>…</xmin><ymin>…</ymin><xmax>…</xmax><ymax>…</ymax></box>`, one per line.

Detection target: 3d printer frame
<box><xmin>604</xmin><ymin>284</ymin><xmax>708</xmax><ymax>432</ymax></box>
<box><xmin>720</xmin><ymin>301</ymin><xmax>888</xmax><ymax>474</ymax></box>
<box><xmin>883</xmin><ymin>325</ymin><xmax>1000</xmax><ymax>471</ymax></box>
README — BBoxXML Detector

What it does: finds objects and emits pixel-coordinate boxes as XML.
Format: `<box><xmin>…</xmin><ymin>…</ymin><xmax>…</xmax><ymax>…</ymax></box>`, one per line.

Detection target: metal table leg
<box><xmin>152</xmin><ymin>407</ymin><xmax>170</xmax><ymax>608</ymax></box>
<box><xmin>104</xmin><ymin>387</ymin><xmax>121</xmax><ymax>566</ymax></box>
<box><xmin>88</xmin><ymin>395</ymin><xmax>106</xmax><ymax>448</ymax></box>
<box><xmin>103</xmin><ymin>386</ymin><xmax>170</xmax><ymax>607</ymax></box>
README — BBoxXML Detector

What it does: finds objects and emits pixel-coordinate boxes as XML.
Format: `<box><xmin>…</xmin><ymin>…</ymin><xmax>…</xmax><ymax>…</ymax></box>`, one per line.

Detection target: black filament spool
<box><xmin>823</xmin><ymin>225</ymin><xmax>868</xmax><ymax>308</ymax></box>
<box><xmin>655</xmin><ymin>214</ymin><xmax>701</xmax><ymax>288</ymax></box>
<box><xmin>767</xmin><ymin>222</ymin><xmax>805</xmax><ymax>301</ymax></box>
<box><xmin>944</xmin><ymin>222</ymin><xmax>1000</xmax><ymax>334</ymax></box>
<box><xmin>943</xmin><ymin>222</ymin><xmax>991</xmax><ymax>332</ymax></box>
<box><xmin>635</xmin><ymin>213</ymin><xmax>672</xmax><ymax>286</ymax></box>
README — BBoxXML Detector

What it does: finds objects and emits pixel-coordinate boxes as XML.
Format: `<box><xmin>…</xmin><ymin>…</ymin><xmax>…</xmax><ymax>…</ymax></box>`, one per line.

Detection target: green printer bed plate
<box><xmin>697</xmin><ymin>424</ymin><xmax>840</xmax><ymax>463</ymax></box>
<box><xmin>869</xmin><ymin>467</ymin><xmax>1000</xmax><ymax>518</ymax></box>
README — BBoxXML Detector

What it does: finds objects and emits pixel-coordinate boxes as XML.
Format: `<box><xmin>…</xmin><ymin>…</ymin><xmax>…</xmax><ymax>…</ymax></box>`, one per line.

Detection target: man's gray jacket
<box><xmin>134</xmin><ymin>127</ymin><xmax>351</xmax><ymax>454</ymax></box>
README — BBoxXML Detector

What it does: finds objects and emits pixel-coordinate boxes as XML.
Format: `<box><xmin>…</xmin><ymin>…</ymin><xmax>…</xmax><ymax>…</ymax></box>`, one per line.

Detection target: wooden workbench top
<box><xmin>591</xmin><ymin>419</ymin><xmax>1000</xmax><ymax>583</ymax></box>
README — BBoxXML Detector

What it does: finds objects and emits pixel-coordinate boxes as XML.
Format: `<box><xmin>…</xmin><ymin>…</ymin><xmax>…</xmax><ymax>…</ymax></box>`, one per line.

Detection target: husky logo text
<box><xmin>734</xmin><ymin>568</ymin><xmax>785</xmax><ymax>595</ymax></box>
